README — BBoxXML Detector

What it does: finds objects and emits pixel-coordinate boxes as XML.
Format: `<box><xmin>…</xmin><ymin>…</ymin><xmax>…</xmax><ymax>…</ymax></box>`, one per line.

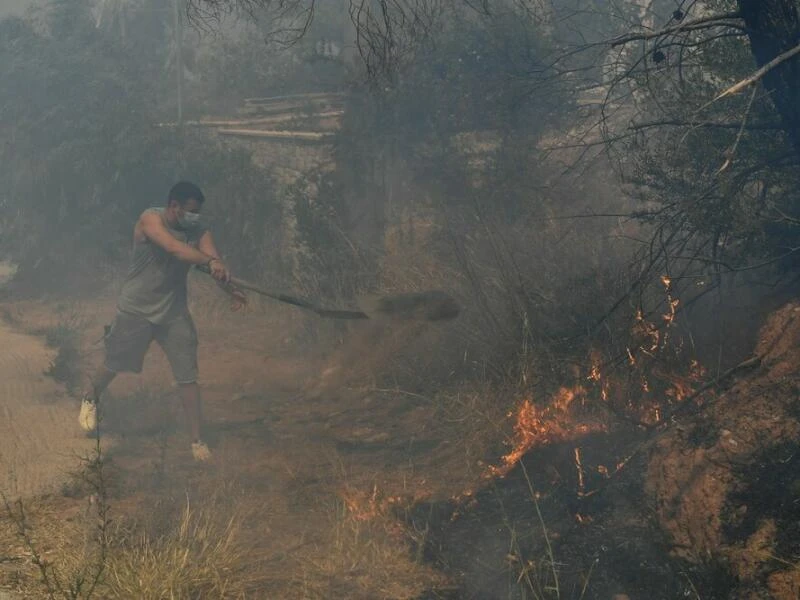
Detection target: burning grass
<box><xmin>488</xmin><ymin>386</ymin><xmax>607</xmax><ymax>479</ymax></box>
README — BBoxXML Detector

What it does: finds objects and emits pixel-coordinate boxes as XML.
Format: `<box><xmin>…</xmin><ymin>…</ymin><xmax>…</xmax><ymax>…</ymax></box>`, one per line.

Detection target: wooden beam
<box><xmin>215</xmin><ymin>129</ymin><xmax>335</xmax><ymax>141</ymax></box>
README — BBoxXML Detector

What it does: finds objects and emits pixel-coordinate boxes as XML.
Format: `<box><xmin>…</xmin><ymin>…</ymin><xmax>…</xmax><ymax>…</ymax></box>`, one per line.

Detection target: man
<box><xmin>79</xmin><ymin>181</ymin><xmax>245</xmax><ymax>461</ymax></box>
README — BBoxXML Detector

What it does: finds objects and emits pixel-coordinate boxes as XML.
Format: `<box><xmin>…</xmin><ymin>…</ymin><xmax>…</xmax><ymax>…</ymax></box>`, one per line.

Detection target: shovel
<box><xmin>198</xmin><ymin>266</ymin><xmax>460</xmax><ymax>322</ymax></box>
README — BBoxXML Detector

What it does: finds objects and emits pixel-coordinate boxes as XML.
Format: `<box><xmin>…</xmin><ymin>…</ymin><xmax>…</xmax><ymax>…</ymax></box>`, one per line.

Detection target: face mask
<box><xmin>177</xmin><ymin>210</ymin><xmax>202</xmax><ymax>230</ymax></box>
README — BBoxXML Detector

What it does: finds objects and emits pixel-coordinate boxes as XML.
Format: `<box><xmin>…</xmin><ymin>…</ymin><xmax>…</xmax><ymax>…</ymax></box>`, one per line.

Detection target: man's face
<box><xmin>168</xmin><ymin>198</ymin><xmax>203</xmax><ymax>230</ymax></box>
<box><xmin>174</xmin><ymin>198</ymin><xmax>201</xmax><ymax>216</ymax></box>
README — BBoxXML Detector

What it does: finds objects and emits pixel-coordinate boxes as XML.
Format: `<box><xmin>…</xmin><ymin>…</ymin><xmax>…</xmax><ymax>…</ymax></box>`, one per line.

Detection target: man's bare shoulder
<box><xmin>139</xmin><ymin>207</ymin><xmax>163</xmax><ymax>220</ymax></box>
<box><xmin>134</xmin><ymin>209</ymin><xmax>166</xmax><ymax>241</ymax></box>
<box><xmin>138</xmin><ymin>208</ymin><xmax>166</xmax><ymax>227</ymax></box>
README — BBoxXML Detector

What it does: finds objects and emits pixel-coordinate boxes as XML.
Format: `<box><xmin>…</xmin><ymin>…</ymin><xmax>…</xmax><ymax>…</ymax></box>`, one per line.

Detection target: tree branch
<box><xmin>714</xmin><ymin>41</ymin><xmax>800</xmax><ymax>101</ymax></box>
<box><xmin>610</xmin><ymin>12</ymin><xmax>743</xmax><ymax>47</ymax></box>
<box><xmin>628</xmin><ymin>119</ymin><xmax>783</xmax><ymax>131</ymax></box>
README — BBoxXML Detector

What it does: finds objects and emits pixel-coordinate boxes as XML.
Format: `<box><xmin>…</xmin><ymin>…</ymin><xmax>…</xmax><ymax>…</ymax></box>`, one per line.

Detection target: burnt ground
<box><xmin>1</xmin><ymin>288</ymin><xmax>799</xmax><ymax>598</ymax></box>
<box><xmin>408</xmin><ymin>432</ymin><xmax>734</xmax><ymax>600</ymax></box>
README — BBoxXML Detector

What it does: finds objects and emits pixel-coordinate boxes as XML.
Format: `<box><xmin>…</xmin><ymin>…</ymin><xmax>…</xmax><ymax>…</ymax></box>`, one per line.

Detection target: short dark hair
<box><xmin>168</xmin><ymin>181</ymin><xmax>205</xmax><ymax>207</ymax></box>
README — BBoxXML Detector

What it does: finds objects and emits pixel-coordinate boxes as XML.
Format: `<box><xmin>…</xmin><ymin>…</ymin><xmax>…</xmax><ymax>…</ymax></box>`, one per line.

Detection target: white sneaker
<box><xmin>78</xmin><ymin>398</ymin><xmax>98</xmax><ymax>432</ymax></box>
<box><xmin>191</xmin><ymin>440</ymin><xmax>212</xmax><ymax>462</ymax></box>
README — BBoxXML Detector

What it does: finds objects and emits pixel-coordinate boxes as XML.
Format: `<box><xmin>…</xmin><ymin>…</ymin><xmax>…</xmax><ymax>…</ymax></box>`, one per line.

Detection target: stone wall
<box><xmin>216</xmin><ymin>134</ymin><xmax>334</xmax><ymax>184</ymax></box>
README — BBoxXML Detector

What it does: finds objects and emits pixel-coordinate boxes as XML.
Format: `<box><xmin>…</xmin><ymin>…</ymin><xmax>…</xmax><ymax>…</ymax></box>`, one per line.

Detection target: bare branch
<box><xmin>185</xmin><ymin>0</ymin><xmax>316</xmax><ymax>45</ymax></box>
<box><xmin>348</xmin><ymin>0</ymin><xmax>446</xmax><ymax>84</ymax></box>
<box><xmin>628</xmin><ymin>119</ymin><xmax>783</xmax><ymax>131</ymax></box>
<box><xmin>716</xmin><ymin>85</ymin><xmax>758</xmax><ymax>173</ymax></box>
<box><xmin>714</xmin><ymin>41</ymin><xmax>800</xmax><ymax>101</ymax></box>
<box><xmin>609</xmin><ymin>12</ymin><xmax>743</xmax><ymax>47</ymax></box>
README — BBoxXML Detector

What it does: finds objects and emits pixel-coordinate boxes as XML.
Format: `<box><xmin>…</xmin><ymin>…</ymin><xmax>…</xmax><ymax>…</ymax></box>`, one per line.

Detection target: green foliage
<box><xmin>0</xmin><ymin>0</ymin><xmax>284</xmax><ymax>292</ymax></box>
<box><xmin>0</xmin><ymin>1</ymin><xmax>161</xmax><ymax>283</ymax></box>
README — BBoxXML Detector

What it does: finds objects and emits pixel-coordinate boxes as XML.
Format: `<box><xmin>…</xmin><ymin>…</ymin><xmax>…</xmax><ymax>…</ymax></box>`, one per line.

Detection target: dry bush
<box><xmin>374</xmin><ymin>208</ymin><xmax>634</xmax><ymax>393</ymax></box>
<box><xmin>0</xmin><ymin>496</ymin><xmax>103</xmax><ymax>599</ymax></box>
<box><xmin>105</xmin><ymin>497</ymin><xmax>252</xmax><ymax>599</ymax></box>
<box><xmin>2</xmin><ymin>495</ymin><xmax>254</xmax><ymax>600</ymax></box>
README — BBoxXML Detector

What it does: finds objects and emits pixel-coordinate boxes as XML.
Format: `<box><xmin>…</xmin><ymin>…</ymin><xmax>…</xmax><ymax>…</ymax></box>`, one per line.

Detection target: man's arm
<box><xmin>197</xmin><ymin>230</ymin><xmax>245</xmax><ymax>308</ymax></box>
<box><xmin>197</xmin><ymin>230</ymin><xmax>222</xmax><ymax>262</ymax></box>
<box><xmin>140</xmin><ymin>212</ymin><xmax>229</xmax><ymax>282</ymax></box>
<box><xmin>140</xmin><ymin>211</ymin><xmax>212</xmax><ymax>265</ymax></box>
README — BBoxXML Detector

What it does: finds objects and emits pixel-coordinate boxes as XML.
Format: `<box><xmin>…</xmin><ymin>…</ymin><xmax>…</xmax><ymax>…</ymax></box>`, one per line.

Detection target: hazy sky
<box><xmin>0</xmin><ymin>0</ymin><xmax>34</xmax><ymax>17</ymax></box>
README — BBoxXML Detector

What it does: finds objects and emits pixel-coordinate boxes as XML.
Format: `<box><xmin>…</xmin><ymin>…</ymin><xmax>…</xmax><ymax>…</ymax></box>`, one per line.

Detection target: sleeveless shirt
<box><xmin>117</xmin><ymin>208</ymin><xmax>207</xmax><ymax>324</ymax></box>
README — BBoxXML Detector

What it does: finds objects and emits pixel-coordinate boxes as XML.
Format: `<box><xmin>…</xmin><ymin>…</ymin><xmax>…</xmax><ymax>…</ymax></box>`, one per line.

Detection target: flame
<box><xmin>339</xmin><ymin>484</ymin><xmax>414</xmax><ymax>524</ymax></box>
<box><xmin>487</xmin><ymin>387</ymin><xmax>606</xmax><ymax>479</ymax></box>
<box><xmin>660</xmin><ymin>275</ymin><xmax>680</xmax><ymax>345</ymax></box>
<box><xmin>341</xmin><ymin>484</ymin><xmax>383</xmax><ymax>521</ymax></box>
<box><xmin>690</xmin><ymin>359</ymin><xmax>706</xmax><ymax>379</ymax></box>
<box><xmin>665</xmin><ymin>377</ymin><xmax>693</xmax><ymax>402</ymax></box>
<box><xmin>635</xmin><ymin>309</ymin><xmax>661</xmax><ymax>351</ymax></box>
<box><xmin>461</xmin><ymin>271</ymin><xmax>708</xmax><ymax>508</ymax></box>
<box><xmin>597</xmin><ymin>453</ymin><xmax>636</xmax><ymax>481</ymax></box>
<box><xmin>641</xmin><ymin>405</ymin><xmax>661</xmax><ymax>425</ymax></box>
<box><xmin>663</xmin><ymin>297</ymin><xmax>679</xmax><ymax>326</ymax></box>
<box><xmin>588</xmin><ymin>351</ymin><xmax>610</xmax><ymax>401</ymax></box>
<box><xmin>626</xmin><ymin>347</ymin><xmax>636</xmax><ymax>365</ymax></box>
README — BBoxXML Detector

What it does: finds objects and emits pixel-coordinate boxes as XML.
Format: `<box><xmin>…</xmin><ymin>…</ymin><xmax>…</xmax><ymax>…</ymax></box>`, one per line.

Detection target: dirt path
<box><xmin>0</xmin><ymin>321</ymin><xmax>96</xmax><ymax>499</ymax></box>
<box><xmin>0</xmin><ymin>294</ymin><xmax>473</xmax><ymax>598</ymax></box>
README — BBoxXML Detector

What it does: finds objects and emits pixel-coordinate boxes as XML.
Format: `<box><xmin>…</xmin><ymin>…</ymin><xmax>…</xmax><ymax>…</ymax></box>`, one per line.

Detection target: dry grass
<box><xmin>0</xmin><ymin>491</ymin><xmax>258</xmax><ymax>600</ymax></box>
<box><xmin>291</xmin><ymin>494</ymin><xmax>448</xmax><ymax>600</ymax></box>
<box><xmin>105</xmin><ymin>497</ymin><xmax>252</xmax><ymax>599</ymax></box>
<box><xmin>0</xmin><ymin>279</ymin><xmax>567</xmax><ymax>600</ymax></box>
<box><xmin>0</xmin><ymin>494</ymin><xmax>103</xmax><ymax>599</ymax></box>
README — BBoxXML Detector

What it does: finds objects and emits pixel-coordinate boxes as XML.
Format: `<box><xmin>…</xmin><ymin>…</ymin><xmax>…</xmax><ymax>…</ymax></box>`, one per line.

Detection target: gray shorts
<box><xmin>104</xmin><ymin>311</ymin><xmax>199</xmax><ymax>384</ymax></box>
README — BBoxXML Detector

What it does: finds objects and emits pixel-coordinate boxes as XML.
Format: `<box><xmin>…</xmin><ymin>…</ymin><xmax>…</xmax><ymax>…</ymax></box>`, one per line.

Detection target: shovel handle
<box><xmin>196</xmin><ymin>264</ymin><xmax>368</xmax><ymax>320</ymax></box>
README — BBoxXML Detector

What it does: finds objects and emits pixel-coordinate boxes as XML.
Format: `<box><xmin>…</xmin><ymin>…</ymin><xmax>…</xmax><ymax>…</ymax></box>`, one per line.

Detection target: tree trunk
<box><xmin>738</xmin><ymin>0</ymin><xmax>800</xmax><ymax>155</ymax></box>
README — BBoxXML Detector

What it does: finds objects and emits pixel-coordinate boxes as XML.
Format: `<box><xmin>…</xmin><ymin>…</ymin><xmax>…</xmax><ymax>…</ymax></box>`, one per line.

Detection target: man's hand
<box><xmin>227</xmin><ymin>284</ymin><xmax>248</xmax><ymax>312</ymax></box>
<box><xmin>215</xmin><ymin>279</ymin><xmax>247</xmax><ymax>311</ymax></box>
<box><xmin>208</xmin><ymin>257</ymin><xmax>231</xmax><ymax>284</ymax></box>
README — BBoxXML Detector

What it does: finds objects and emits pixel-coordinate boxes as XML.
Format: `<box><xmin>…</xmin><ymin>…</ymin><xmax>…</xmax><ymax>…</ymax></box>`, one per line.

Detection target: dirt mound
<box><xmin>646</xmin><ymin>302</ymin><xmax>800</xmax><ymax>598</ymax></box>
